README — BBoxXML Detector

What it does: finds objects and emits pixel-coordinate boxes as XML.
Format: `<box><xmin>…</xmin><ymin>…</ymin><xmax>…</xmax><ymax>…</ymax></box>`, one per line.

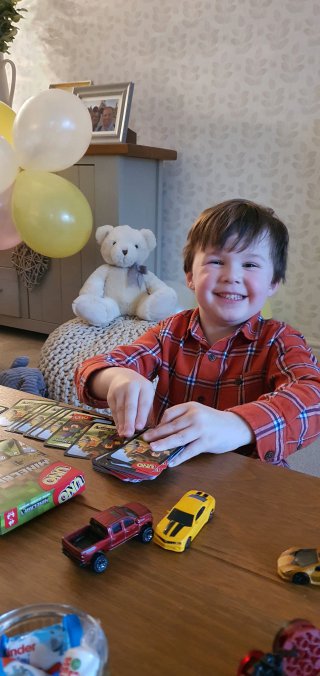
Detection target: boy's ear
<box><xmin>185</xmin><ymin>271</ymin><xmax>194</xmax><ymax>289</ymax></box>
<box><xmin>267</xmin><ymin>281</ymin><xmax>280</xmax><ymax>297</ymax></box>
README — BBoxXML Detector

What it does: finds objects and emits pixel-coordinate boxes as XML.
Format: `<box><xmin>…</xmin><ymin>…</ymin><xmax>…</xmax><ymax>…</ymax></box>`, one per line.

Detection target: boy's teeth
<box><xmin>219</xmin><ymin>293</ymin><xmax>243</xmax><ymax>300</ymax></box>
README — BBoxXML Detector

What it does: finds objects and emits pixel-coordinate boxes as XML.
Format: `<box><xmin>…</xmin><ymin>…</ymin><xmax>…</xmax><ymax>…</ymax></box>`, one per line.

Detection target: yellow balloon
<box><xmin>0</xmin><ymin>102</ymin><xmax>16</xmax><ymax>145</ymax></box>
<box><xmin>12</xmin><ymin>170</ymin><xmax>93</xmax><ymax>258</ymax></box>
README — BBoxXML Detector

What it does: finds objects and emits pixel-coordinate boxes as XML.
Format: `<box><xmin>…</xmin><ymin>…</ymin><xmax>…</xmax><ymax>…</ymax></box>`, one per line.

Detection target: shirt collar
<box><xmin>187</xmin><ymin>308</ymin><xmax>264</xmax><ymax>344</ymax></box>
<box><xmin>239</xmin><ymin>312</ymin><xmax>265</xmax><ymax>341</ymax></box>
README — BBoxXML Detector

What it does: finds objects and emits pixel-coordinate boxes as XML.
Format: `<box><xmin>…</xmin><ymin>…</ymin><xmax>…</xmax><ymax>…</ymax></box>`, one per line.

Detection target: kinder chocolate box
<box><xmin>0</xmin><ymin>441</ymin><xmax>85</xmax><ymax>534</ymax></box>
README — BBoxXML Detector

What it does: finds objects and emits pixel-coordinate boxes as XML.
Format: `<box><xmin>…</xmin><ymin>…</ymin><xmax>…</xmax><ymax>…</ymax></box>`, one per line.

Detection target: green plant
<box><xmin>0</xmin><ymin>0</ymin><xmax>27</xmax><ymax>54</ymax></box>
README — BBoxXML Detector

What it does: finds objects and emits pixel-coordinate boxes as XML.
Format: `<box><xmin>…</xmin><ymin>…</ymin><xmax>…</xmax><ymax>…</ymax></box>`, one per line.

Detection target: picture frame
<box><xmin>73</xmin><ymin>82</ymin><xmax>134</xmax><ymax>144</ymax></box>
<box><xmin>49</xmin><ymin>80</ymin><xmax>92</xmax><ymax>93</ymax></box>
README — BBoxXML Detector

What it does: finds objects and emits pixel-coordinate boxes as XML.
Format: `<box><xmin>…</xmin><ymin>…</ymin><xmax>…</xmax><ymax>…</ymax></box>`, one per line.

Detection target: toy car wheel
<box><xmin>208</xmin><ymin>509</ymin><xmax>215</xmax><ymax>522</ymax></box>
<box><xmin>292</xmin><ymin>572</ymin><xmax>310</xmax><ymax>585</ymax></box>
<box><xmin>139</xmin><ymin>525</ymin><xmax>154</xmax><ymax>543</ymax></box>
<box><xmin>185</xmin><ymin>537</ymin><xmax>192</xmax><ymax>550</ymax></box>
<box><xmin>91</xmin><ymin>553</ymin><xmax>109</xmax><ymax>574</ymax></box>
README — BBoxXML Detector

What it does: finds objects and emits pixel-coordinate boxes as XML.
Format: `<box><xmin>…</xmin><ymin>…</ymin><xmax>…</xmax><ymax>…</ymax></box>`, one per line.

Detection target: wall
<box><xmin>10</xmin><ymin>0</ymin><xmax>320</xmax><ymax>352</ymax></box>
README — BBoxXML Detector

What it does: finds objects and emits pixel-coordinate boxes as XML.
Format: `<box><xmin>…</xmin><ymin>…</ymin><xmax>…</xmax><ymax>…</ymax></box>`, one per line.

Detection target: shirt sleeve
<box><xmin>74</xmin><ymin>324</ymin><xmax>163</xmax><ymax>409</ymax></box>
<box><xmin>228</xmin><ymin>327</ymin><xmax>320</xmax><ymax>465</ymax></box>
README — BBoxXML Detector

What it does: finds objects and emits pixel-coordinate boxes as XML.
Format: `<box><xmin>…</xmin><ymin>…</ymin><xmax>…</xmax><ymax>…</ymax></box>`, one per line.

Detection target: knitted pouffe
<box><xmin>39</xmin><ymin>316</ymin><xmax>156</xmax><ymax>412</ymax></box>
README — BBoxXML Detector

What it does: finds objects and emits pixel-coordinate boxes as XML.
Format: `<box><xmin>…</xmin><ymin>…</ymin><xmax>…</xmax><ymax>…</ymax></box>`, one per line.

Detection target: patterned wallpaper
<box><xmin>10</xmin><ymin>0</ymin><xmax>320</xmax><ymax>352</ymax></box>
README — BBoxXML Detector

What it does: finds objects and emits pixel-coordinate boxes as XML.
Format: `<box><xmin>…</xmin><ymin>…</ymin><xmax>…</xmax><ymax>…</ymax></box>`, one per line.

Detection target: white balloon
<box><xmin>0</xmin><ymin>136</ymin><xmax>19</xmax><ymax>192</ymax></box>
<box><xmin>13</xmin><ymin>89</ymin><xmax>92</xmax><ymax>172</ymax></box>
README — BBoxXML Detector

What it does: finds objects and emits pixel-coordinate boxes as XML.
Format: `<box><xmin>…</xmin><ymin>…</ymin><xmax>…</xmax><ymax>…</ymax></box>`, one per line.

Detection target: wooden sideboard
<box><xmin>0</xmin><ymin>144</ymin><xmax>177</xmax><ymax>334</ymax></box>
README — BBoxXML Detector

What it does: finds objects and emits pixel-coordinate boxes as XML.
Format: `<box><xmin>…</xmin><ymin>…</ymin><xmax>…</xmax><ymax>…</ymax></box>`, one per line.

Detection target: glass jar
<box><xmin>0</xmin><ymin>602</ymin><xmax>109</xmax><ymax>675</ymax></box>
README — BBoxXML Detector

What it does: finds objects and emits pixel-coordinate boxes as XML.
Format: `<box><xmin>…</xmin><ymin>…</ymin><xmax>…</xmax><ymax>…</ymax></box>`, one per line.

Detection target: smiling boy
<box><xmin>75</xmin><ymin>199</ymin><xmax>320</xmax><ymax>467</ymax></box>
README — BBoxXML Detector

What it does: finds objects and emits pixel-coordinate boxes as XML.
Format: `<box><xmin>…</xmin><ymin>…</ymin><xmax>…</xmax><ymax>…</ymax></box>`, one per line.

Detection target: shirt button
<box><xmin>208</xmin><ymin>354</ymin><xmax>216</xmax><ymax>362</ymax></box>
<box><xmin>264</xmin><ymin>450</ymin><xmax>275</xmax><ymax>462</ymax></box>
<box><xmin>197</xmin><ymin>396</ymin><xmax>205</xmax><ymax>403</ymax></box>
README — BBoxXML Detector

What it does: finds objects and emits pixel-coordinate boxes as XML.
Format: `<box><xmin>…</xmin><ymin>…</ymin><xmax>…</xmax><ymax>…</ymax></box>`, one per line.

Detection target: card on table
<box><xmin>24</xmin><ymin>406</ymin><xmax>75</xmax><ymax>441</ymax></box>
<box><xmin>0</xmin><ymin>438</ymin><xmax>24</xmax><ymax>461</ymax></box>
<box><xmin>9</xmin><ymin>403</ymin><xmax>63</xmax><ymax>435</ymax></box>
<box><xmin>0</xmin><ymin>437</ymin><xmax>40</xmax><ymax>461</ymax></box>
<box><xmin>64</xmin><ymin>422</ymin><xmax>125</xmax><ymax>459</ymax></box>
<box><xmin>0</xmin><ymin>399</ymin><xmax>47</xmax><ymax>428</ymax></box>
<box><xmin>44</xmin><ymin>411</ymin><xmax>105</xmax><ymax>450</ymax></box>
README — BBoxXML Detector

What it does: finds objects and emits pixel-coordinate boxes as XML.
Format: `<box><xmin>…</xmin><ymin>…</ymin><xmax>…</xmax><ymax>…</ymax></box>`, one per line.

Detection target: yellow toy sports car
<box><xmin>153</xmin><ymin>490</ymin><xmax>215</xmax><ymax>552</ymax></box>
<box><xmin>277</xmin><ymin>547</ymin><xmax>320</xmax><ymax>585</ymax></box>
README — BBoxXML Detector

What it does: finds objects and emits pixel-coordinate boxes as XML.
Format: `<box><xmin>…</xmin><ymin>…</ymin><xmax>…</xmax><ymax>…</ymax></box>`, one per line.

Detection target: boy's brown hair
<box><xmin>183</xmin><ymin>199</ymin><xmax>289</xmax><ymax>284</ymax></box>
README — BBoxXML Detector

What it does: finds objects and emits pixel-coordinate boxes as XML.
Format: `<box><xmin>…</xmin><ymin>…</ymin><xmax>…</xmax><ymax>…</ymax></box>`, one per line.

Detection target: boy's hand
<box><xmin>89</xmin><ymin>367</ymin><xmax>155</xmax><ymax>438</ymax></box>
<box><xmin>142</xmin><ymin>402</ymin><xmax>254</xmax><ymax>466</ymax></box>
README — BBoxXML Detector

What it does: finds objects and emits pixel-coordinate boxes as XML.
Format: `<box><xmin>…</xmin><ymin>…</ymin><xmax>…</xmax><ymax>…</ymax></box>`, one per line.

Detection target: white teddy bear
<box><xmin>72</xmin><ymin>224</ymin><xmax>178</xmax><ymax>326</ymax></box>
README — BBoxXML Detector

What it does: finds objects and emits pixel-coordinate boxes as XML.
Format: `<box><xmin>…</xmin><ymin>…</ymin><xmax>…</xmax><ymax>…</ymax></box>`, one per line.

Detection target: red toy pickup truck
<box><xmin>62</xmin><ymin>502</ymin><xmax>153</xmax><ymax>573</ymax></box>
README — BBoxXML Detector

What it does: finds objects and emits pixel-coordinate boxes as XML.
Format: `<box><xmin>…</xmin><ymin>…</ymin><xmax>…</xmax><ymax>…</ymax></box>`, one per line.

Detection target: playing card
<box><xmin>0</xmin><ymin>399</ymin><xmax>47</xmax><ymax>428</ymax></box>
<box><xmin>0</xmin><ymin>438</ymin><xmax>23</xmax><ymax>461</ymax></box>
<box><xmin>93</xmin><ymin>436</ymin><xmax>183</xmax><ymax>480</ymax></box>
<box><xmin>0</xmin><ymin>437</ymin><xmax>39</xmax><ymax>460</ymax></box>
<box><xmin>64</xmin><ymin>422</ymin><xmax>125</xmax><ymax>459</ymax></box>
<box><xmin>92</xmin><ymin>462</ymin><xmax>143</xmax><ymax>483</ymax></box>
<box><xmin>10</xmin><ymin>404</ymin><xmax>63</xmax><ymax>435</ymax></box>
<box><xmin>44</xmin><ymin>411</ymin><xmax>103</xmax><ymax>449</ymax></box>
<box><xmin>24</xmin><ymin>406</ymin><xmax>75</xmax><ymax>441</ymax></box>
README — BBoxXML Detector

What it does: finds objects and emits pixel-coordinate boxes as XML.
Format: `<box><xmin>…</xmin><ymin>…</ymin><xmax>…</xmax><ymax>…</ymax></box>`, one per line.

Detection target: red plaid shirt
<box><xmin>75</xmin><ymin>310</ymin><xmax>320</xmax><ymax>466</ymax></box>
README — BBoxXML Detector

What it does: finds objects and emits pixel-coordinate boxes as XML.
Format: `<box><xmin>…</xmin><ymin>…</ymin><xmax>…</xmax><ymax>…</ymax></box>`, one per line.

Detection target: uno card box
<box><xmin>0</xmin><ymin>438</ymin><xmax>86</xmax><ymax>534</ymax></box>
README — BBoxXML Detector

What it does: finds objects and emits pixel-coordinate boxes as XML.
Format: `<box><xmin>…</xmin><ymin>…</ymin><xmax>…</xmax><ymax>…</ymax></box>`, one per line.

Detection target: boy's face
<box><xmin>185</xmin><ymin>233</ymin><xmax>279</xmax><ymax>339</ymax></box>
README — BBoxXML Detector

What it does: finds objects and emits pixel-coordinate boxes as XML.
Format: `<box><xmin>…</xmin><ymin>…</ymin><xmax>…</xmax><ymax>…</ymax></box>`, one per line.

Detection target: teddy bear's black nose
<box><xmin>122</xmin><ymin>249</ymin><xmax>128</xmax><ymax>255</ymax></box>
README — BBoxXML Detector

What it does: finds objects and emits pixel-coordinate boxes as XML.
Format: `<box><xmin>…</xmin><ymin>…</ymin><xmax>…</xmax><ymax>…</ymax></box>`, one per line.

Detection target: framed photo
<box><xmin>73</xmin><ymin>82</ymin><xmax>134</xmax><ymax>144</ymax></box>
<box><xmin>49</xmin><ymin>80</ymin><xmax>92</xmax><ymax>93</ymax></box>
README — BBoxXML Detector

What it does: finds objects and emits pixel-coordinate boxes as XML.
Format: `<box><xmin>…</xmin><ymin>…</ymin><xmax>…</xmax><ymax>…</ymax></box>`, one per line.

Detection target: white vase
<box><xmin>0</xmin><ymin>53</ymin><xmax>16</xmax><ymax>106</ymax></box>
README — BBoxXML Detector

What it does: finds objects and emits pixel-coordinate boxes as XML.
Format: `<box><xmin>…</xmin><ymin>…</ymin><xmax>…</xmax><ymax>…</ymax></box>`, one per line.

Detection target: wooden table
<box><xmin>0</xmin><ymin>386</ymin><xmax>319</xmax><ymax>675</ymax></box>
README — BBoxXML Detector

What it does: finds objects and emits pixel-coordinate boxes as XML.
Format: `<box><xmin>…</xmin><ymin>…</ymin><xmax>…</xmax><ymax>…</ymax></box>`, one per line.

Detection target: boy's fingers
<box><xmin>120</xmin><ymin>391</ymin><xmax>140</xmax><ymax>437</ymax></box>
<box><xmin>145</xmin><ymin>424</ymin><xmax>197</xmax><ymax>452</ymax></box>
<box><xmin>168</xmin><ymin>441</ymin><xmax>203</xmax><ymax>467</ymax></box>
<box><xmin>160</xmin><ymin>403</ymin><xmax>189</xmax><ymax>423</ymax></box>
<box><xmin>144</xmin><ymin>413</ymin><xmax>188</xmax><ymax>442</ymax></box>
<box><xmin>135</xmin><ymin>389</ymin><xmax>153</xmax><ymax>431</ymax></box>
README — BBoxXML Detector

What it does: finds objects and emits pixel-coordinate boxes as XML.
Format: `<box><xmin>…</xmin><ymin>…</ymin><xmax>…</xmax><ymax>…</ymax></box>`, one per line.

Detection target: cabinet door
<box><xmin>0</xmin><ymin>248</ymin><xmax>29</xmax><ymax>323</ymax></box>
<box><xmin>0</xmin><ymin>266</ymin><xmax>21</xmax><ymax>317</ymax></box>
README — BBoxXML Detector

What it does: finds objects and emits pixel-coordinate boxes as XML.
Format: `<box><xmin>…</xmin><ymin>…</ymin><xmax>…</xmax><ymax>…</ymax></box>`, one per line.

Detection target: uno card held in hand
<box><xmin>93</xmin><ymin>436</ymin><xmax>184</xmax><ymax>480</ymax></box>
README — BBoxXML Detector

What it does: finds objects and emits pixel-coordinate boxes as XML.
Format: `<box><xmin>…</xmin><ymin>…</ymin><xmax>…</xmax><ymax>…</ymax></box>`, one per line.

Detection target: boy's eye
<box><xmin>243</xmin><ymin>262</ymin><xmax>259</xmax><ymax>268</ymax></box>
<box><xmin>208</xmin><ymin>259</ymin><xmax>223</xmax><ymax>265</ymax></box>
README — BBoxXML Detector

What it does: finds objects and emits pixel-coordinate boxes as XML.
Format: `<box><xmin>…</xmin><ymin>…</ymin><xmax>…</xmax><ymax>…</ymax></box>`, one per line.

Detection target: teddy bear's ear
<box><xmin>140</xmin><ymin>229</ymin><xmax>157</xmax><ymax>252</ymax></box>
<box><xmin>96</xmin><ymin>225</ymin><xmax>114</xmax><ymax>245</ymax></box>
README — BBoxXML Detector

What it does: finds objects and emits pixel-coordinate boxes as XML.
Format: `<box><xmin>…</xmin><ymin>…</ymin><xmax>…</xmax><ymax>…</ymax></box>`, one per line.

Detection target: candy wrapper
<box><xmin>0</xmin><ymin>614</ymin><xmax>95</xmax><ymax>674</ymax></box>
